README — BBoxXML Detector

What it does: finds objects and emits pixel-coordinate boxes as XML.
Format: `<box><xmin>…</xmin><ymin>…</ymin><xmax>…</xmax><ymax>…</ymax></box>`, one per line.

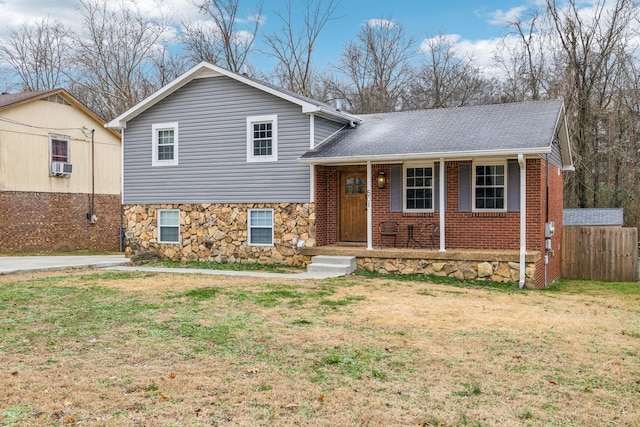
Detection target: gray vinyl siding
<box><xmin>123</xmin><ymin>76</ymin><xmax>313</xmax><ymax>204</ymax></box>
<box><xmin>314</xmin><ymin>116</ymin><xmax>345</xmax><ymax>146</ymax></box>
<box><xmin>549</xmin><ymin>138</ymin><xmax>563</xmax><ymax>169</ymax></box>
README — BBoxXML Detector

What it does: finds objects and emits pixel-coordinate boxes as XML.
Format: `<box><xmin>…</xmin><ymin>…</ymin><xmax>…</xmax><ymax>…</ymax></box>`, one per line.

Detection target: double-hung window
<box><xmin>158</xmin><ymin>209</ymin><xmax>180</xmax><ymax>243</ymax></box>
<box><xmin>473</xmin><ymin>162</ymin><xmax>506</xmax><ymax>211</ymax></box>
<box><xmin>248</xmin><ymin>209</ymin><xmax>274</xmax><ymax>246</ymax></box>
<box><xmin>404</xmin><ymin>164</ymin><xmax>434</xmax><ymax>212</ymax></box>
<box><xmin>152</xmin><ymin>123</ymin><xmax>178</xmax><ymax>166</ymax></box>
<box><xmin>247</xmin><ymin>115</ymin><xmax>278</xmax><ymax>162</ymax></box>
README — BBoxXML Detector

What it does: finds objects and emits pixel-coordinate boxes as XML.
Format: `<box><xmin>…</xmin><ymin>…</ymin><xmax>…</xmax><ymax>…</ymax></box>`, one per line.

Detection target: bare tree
<box><xmin>333</xmin><ymin>18</ymin><xmax>417</xmax><ymax>113</ymax></box>
<box><xmin>72</xmin><ymin>0</ymin><xmax>169</xmax><ymax>120</ymax></box>
<box><xmin>407</xmin><ymin>33</ymin><xmax>487</xmax><ymax>109</ymax></box>
<box><xmin>494</xmin><ymin>13</ymin><xmax>553</xmax><ymax>102</ymax></box>
<box><xmin>263</xmin><ymin>0</ymin><xmax>339</xmax><ymax>98</ymax></box>
<box><xmin>183</xmin><ymin>0</ymin><xmax>263</xmax><ymax>72</ymax></box>
<box><xmin>0</xmin><ymin>18</ymin><xmax>71</xmax><ymax>91</ymax></box>
<box><xmin>545</xmin><ymin>0</ymin><xmax>638</xmax><ymax>208</ymax></box>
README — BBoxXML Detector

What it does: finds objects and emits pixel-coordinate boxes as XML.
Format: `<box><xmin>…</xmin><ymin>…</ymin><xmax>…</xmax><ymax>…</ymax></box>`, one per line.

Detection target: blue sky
<box><xmin>0</xmin><ymin>0</ymin><xmax>540</xmax><ymax>75</ymax></box>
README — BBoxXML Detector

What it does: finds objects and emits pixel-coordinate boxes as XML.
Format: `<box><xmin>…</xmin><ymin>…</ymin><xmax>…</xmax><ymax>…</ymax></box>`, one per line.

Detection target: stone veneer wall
<box><xmin>123</xmin><ymin>203</ymin><xmax>315</xmax><ymax>265</ymax></box>
<box><xmin>357</xmin><ymin>258</ymin><xmax>537</xmax><ymax>287</ymax></box>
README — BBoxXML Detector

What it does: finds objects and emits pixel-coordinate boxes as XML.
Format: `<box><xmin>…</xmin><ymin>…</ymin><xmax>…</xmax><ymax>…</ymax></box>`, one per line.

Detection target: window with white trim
<box><xmin>158</xmin><ymin>209</ymin><xmax>180</xmax><ymax>243</ymax></box>
<box><xmin>473</xmin><ymin>162</ymin><xmax>506</xmax><ymax>211</ymax></box>
<box><xmin>403</xmin><ymin>164</ymin><xmax>434</xmax><ymax>212</ymax></box>
<box><xmin>248</xmin><ymin>209</ymin><xmax>274</xmax><ymax>246</ymax></box>
<box><xmin>50</xmin><ymin>135</ymin><xmax>70</xmax><ymax>163</ymax></box>
<box><xmin>247</xmin><ymin>115</ymin><xmax>278</xmax><ymax>162</ymax></box>
<box><xmin>152</xmin><ymin>122</ymin><xmax>178</xmax><ymax>166</ymax></box>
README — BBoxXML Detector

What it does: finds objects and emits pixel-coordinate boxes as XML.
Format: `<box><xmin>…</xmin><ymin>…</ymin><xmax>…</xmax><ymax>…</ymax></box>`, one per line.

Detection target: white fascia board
<box><xmin>554</xmin><ymin>102</ymin><xmax>574</xmax><ymax>169</ymax></box>
<box><xmin>298</xmin><ymin>147</ymin><xmax>551</xmax><ymax>165</ymax></box>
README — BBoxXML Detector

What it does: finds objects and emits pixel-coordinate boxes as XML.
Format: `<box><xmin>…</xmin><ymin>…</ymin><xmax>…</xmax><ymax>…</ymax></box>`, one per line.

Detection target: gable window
<box><xmin>248</xmin><ymin>209</ymin><xmax>273</xmax><ymax>246</ymax></box>
<box><xmin>158</xmin><ymin>209</ymin><xmax>180</xmax><ymax>243</ymax></box>
<box><xmin>152</xmin><ymin>122</ymin><xmax>178</xmax><ymax>166</ymax></box>
<box><xmin>404</xmin><ymin>164</ymin><xmax>434</xmax><ymax>212</ymax></box>
<box><xmin>247</xmin><ymin>115</ymin><xmax>278</xmax><ymax>162</ymax></box>
<box><xmin>473</xmin><ymin>162</ymin><xmax>506</xmax><ymax>211</ymax></box>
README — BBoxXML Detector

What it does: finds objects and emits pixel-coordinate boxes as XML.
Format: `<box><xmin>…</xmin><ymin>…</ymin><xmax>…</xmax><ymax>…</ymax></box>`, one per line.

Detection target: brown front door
<box><xmin>339</xmin><ymin>172</ymin><xmax>367</xmax><ymax>242</ymax></box>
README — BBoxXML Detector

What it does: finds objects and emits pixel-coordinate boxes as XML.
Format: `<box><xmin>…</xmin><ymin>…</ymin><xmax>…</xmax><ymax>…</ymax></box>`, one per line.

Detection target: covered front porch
<box><xmin>301</xmin><ymin>245</ymin><xmax>541</xmax><ymax>287</ymax></box>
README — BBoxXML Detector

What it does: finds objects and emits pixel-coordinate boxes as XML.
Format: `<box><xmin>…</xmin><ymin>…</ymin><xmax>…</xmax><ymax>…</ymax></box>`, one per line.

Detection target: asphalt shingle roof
<box><xmin>563</xmin><ymin>208</ymin><xmax>624</xmax><ymax>226</ymax></box>
<box><xmin>300</xmin><ymin>99</ymin><xmax>564</xmax><ymax>161</ymax></box>
<box><xmin>0</xmin><ymin>90</ymin><xmax>56</xmax><ymax>109</ymax></box>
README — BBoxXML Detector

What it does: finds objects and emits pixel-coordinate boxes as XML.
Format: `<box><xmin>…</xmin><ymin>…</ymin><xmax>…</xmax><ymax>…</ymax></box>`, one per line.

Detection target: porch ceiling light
<box><xmin>377</xmin><ymin>171</ymin><xmax>386</xmax><ymax>189</ymax></box>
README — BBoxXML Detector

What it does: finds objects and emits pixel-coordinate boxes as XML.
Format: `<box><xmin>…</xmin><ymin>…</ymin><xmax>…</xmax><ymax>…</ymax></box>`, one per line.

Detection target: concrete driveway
<box><xmin>0</xmin><ymin>255</ymin><xmax>129</xmax><ymax>274</ymax></box>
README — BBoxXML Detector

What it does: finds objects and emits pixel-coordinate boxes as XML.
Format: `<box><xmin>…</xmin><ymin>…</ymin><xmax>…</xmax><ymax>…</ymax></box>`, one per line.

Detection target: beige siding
<box><xmin>0</xmin><ymin>98</ymin><xmax>120</xmax><ymax>194</ymax></box>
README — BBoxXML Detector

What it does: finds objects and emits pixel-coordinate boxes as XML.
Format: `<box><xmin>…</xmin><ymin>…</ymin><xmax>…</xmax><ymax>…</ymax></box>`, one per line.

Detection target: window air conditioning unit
<box><xmin>51</xmin><ymin>162</ymin><xmax>73</xmax><ymax>176</ymax></box>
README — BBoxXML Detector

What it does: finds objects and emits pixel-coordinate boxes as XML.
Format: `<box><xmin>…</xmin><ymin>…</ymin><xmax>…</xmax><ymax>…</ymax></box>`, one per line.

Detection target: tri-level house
<box><xmin>106</xmin><ymin>62</ymin><xmax>573</xmax><ymax>288</ymax></box>
<box><xmin>0</xmin><ymin>89</ymin><xmax>122</xmax><ymax>253</ymax></box>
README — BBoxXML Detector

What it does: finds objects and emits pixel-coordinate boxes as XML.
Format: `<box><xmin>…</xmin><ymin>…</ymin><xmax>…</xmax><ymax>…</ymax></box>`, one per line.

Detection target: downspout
<box><xmin>545</xmin><ymin>154</ymin><xmax>550</xmax><ymax>287</ymax></box>
<box><xmin>518</xmin><ymin>154</ymin><xmax>526</xmax><ymax>289</ymax></box>
<box><xmin>366</xmin><ymin>161</ymin><xmax>373</xmax><ymax>250</ymax></box>
<box><xmin>439</xmin><ymin>157</ymin><xmax>446</xmax><ymax>251</ymax></box>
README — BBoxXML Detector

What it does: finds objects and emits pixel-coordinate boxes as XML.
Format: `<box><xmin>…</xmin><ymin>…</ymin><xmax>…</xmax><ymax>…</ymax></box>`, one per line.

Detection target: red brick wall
<box><xmin>0</xmin><ymin>191</ymin><xmax>122</xmax><ymax>253</ymax></box>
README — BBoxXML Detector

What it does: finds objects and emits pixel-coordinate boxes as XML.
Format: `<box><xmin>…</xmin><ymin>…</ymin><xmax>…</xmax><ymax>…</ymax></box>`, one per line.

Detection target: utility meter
<box><xmin>545</xmin><ymin>221</ymin><xmax>555</xmax><ymax>238</ymax></box>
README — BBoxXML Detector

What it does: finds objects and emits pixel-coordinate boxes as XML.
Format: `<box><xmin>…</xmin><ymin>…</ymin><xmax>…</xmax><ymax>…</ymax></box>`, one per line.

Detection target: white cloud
<box><xmin>365</xmin><ymin>18</ymin><xmax>397</xmax><ymax>28</ymax></box>
<box><xmin>487</xmin><ymin>6</ymin><xmax>529</xmax><ymax>26</ymax></box>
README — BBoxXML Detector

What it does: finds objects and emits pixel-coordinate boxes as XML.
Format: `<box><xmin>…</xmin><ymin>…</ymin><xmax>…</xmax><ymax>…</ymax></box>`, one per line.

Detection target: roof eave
<box><xmin>298</xmin><ymin>147</ymin><xmax>552</xmax><ymax>165</ymax></box>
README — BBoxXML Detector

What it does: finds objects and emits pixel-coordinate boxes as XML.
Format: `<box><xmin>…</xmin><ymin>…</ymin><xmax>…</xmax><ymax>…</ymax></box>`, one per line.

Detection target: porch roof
<box><xmin>300</xmin><ymin>99</ymin><xmax>572</xmax><ymax>168</ymax></box>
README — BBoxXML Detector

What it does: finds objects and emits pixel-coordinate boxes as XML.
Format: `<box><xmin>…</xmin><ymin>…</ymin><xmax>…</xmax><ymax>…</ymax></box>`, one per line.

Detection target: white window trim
<box><xmin>248</xmin><ymin>208</ymin><xmax>274</xmax><ymax>246</ymax></box>
<box><xmin>472</xmin><ymin>160</ymin><xmax>508</xmax><ymax>212</ymax></box>
<box><xmin>49</xmin><ymin>134</ymin><xmax>71</xmax><ymax>172</ymax></box>
<box><xmin>158</xmin><ymin>209</ymin><xmax>181</xmax><ymax>244</ymax></box>
<box><xmin>403</xmin><ymin>162</ymin><xmax>435</xmax><ymax>213</ymax></box>
<box><xmin>152</xmin><ymin>122</ymin><xmax>179</xmax><ymax>166</ymax></box>
<box><xmin>246</xmin><ymin>115</ymin><xmax>278</xmax><ymax>163</ymax></box>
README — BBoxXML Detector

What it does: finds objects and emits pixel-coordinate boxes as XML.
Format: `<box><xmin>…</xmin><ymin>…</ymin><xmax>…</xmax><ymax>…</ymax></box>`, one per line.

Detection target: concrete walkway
<box><xmin>0</xmin><ymin>255</ymin><xmax>129</xmax><ymax>275</ymax></box>
<box><xmin>0</xmin><ymin>255</ymin><xmax>345</xmax><ymax>279</ymax></box>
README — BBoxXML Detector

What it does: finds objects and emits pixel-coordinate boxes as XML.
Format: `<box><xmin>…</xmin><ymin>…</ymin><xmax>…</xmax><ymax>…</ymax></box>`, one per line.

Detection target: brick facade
<box><xmin>0</xmin><ymin>191</ymin><xmax>121</xmax><ymax>253</ymax></box>
<box><xmin>314</xmin><ymin>157</ymin><xmax>564</xmax><ymax>287</ymax></box>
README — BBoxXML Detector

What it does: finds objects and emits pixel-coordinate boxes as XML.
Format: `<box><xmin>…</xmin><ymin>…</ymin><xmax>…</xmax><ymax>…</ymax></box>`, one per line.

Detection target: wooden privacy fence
<box><xmin>562</xmin><ymin>226</ymin><xmax>639</xmax><ymax>282</ymax></box>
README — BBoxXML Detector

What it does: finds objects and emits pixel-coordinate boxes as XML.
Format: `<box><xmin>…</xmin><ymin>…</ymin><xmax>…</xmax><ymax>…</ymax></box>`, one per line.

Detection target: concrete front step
<box><xmin>306</xmin><ymin>255</ymin><xmax>357</xmax><ymax>275</ymax></box>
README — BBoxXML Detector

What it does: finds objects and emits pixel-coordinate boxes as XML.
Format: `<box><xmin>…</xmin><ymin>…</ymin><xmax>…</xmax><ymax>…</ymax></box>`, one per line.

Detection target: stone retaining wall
<box><xmin>124</xmin><ymin>203</ymin><xmax>314</xmax><ymax>265</ymax></box>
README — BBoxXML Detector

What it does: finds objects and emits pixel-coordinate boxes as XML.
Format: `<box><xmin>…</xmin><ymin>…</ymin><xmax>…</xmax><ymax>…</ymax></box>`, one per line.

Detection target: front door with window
<box><xmin>339</xmin><ymin>172</ymin><xmax>367</xmax><ymax>242</ymax></box>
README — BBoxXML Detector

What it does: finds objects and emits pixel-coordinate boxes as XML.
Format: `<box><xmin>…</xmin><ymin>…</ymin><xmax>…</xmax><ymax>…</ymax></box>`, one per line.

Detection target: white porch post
<box><xmin>518</xmin><ymin>154</ymin><xmax>526</xmax><ymax>288</ymax></box>
<box><xmin>439</xmin><ymin>157</ymin><xmax>446</xmax><ymax>251</ymax></box>
<box><xmin>367</xmin><ymin>161</ymin><xmax>373</xmax><ymax>250</ymax></box>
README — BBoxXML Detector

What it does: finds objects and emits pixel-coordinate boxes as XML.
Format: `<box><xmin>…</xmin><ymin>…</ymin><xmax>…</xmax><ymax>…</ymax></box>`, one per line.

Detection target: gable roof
<box><xmin>299</xmin><ymin>99</ymin><xmax>573</xmax><ymax>169</ymax></box>
<box><xmin>0</xmin><ymin>88</ymin><xmax>120</xmax><ymax>138</ymax></box>
<box><xmin>105</xmin><ymin>62</ymin><xmax>361</xmax><ymax>129</ymax></box>
<box><xmin>563</xmin><ymin>208</ymin><xmax>624</xmax><ymax>226</ymax></box>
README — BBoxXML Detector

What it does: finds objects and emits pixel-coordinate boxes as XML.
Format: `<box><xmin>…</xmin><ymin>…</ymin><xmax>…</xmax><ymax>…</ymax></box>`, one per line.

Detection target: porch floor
<box><xmin>301</xmin><ymin>245</ymin><xmax>541</xmax><ymax>263</ymax></box>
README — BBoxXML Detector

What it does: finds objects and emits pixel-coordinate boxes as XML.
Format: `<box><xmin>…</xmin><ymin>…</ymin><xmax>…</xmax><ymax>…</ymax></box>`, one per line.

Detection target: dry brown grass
<box><xmin>0</xmin><ymin>269</ymin><xmax>639</xmax><ymax>426</ymax></box>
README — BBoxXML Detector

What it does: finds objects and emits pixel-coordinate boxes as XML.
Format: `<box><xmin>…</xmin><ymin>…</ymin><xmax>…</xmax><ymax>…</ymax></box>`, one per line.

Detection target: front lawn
<box><xmin>0</xmin><ymin>270</ymin><xmax>638</xmax><ymax>426</ymax></box>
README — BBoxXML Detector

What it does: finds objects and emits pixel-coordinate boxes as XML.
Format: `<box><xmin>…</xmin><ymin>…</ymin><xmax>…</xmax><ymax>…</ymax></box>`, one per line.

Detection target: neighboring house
<box><xmin>0</xmin><ymin>89</ymin><xmax>122</xmax><ymax>252</ymax></box>
<box><xmin>564</xmin><ymin>208</ymin><xmax>624</xmax><ymax>227</ymax></box>
<box><xmin>106</xmin><ymin>62</ymin><xmax>573</xmax><ymax>288</ymax></box>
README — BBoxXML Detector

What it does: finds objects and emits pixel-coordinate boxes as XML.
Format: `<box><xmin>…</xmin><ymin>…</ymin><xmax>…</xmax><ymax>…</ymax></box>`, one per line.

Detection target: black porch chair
<box><xmin>379</xmin><ymin>221</ymin><xmax>399</xmax><ymax>247</ymax></box>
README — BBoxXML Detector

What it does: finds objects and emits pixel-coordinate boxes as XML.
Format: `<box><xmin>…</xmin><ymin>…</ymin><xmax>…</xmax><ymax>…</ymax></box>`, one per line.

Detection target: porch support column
<box><xmin>518</xmin><ymin>154</ymin><xmax>526</xmax><ymax>289</ymax></box>
<box><xmin>366</xmin><ymin>161</ymin><xmax>373</xmax><ymax>250</ymax></box>
<box><xmin>439</xmin><ymin>157</ymin><xmax>446</xmax><ymax>252</ymax></box>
